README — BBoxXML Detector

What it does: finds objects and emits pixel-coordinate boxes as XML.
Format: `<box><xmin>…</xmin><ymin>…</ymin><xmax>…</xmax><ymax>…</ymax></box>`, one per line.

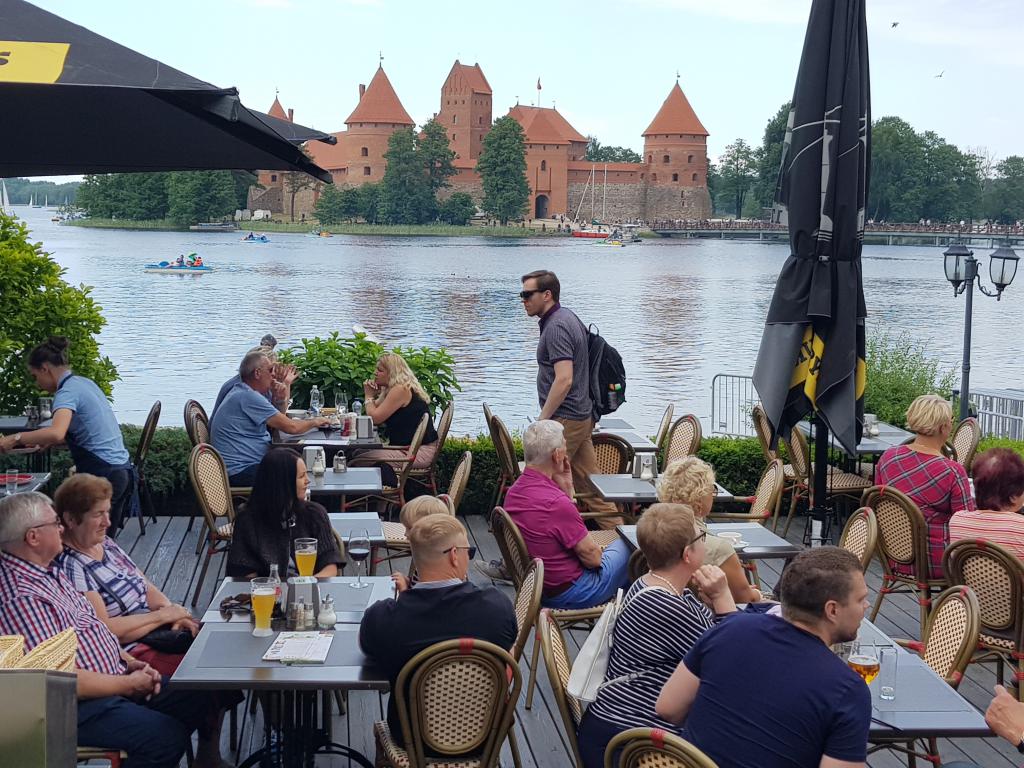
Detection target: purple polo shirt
<box><xmin>504</xmin><ymin>467</ymin><xmax>588</xmax><ymax>589</ymax></box>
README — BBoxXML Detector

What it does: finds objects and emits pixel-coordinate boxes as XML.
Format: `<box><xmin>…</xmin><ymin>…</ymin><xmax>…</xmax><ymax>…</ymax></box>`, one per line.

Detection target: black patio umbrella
<box><xmin>0</xmin><ymin>0</ymin><xmax>334</xmax><ymax>181</ymax></box>
<box><xmin>752</xmin><ymin>0</ymin><xmax>870</xmax><ymax>538</ymax></box>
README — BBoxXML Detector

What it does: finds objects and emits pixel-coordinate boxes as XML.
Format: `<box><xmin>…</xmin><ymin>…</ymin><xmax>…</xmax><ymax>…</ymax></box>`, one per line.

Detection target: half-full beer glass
<box><xmin>295</xmin><ymin>538</ymin><xmax>318</xmax><ymax>577</ymax></box>
<box><xmin>251</xmin><ymin>577</ymin><xmax>276</xmax><ymax>637</ymax></box>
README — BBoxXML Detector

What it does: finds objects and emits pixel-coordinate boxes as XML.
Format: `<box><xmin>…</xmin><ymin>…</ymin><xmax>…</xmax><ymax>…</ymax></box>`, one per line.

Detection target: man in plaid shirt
<box><xmin>0</xmin><ymin>492</ymin><xmax>218</xmax><ymax>768</ymax></box>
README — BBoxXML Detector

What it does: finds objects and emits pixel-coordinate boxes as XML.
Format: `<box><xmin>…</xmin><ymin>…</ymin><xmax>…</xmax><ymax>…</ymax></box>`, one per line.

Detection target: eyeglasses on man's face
<box><xmin>442</xmin><ymin>545</ymin><xmax>477</xmax><ymax>559</ymax></box>
<box><xmin>27</xmin><ymin>517</ymin><xmax>63</xmax><ymax>534</ymax></box>
<box><xmin>519</xmin><ymin>288</ymin><xmax>547</xmax><ymax>301</ymax></box>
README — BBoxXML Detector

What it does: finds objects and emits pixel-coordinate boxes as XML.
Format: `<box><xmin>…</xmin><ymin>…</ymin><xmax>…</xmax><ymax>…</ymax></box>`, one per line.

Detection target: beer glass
<box><xmin>847</xmin><ymin>642</ymin><xmax>880</xmax><ymax>683</ymax></box>
<box><xmin>294</xmin><ymin>538</ymin><xmax>317</xmax><ymax>577</ymax></box>
<box><xmin>250</xmin><ymin>577</ymin><xmax>277</xmax><ymax>637</ymax></box>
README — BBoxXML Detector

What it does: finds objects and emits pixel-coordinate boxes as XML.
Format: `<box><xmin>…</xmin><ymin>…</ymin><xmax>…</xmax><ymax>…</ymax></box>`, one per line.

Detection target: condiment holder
<box><xmin>632</xmin><ymin>453</ymin><xmax>658</xmax><ymax>481</ymax></box>
<box><xmin>286</xmin><ymin>577</ymin><xmax>320</xmax><ymax>630</ymax></box>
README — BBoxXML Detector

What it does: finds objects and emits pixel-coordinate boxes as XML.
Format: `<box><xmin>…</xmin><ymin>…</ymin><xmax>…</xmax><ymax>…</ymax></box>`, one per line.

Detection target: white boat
<box><xmin>0</xmin><ymin>181</ymin><xmax>12</xmax><ymax>216</ymax></box>
<box><xmin>30</xmin><ymin>194</ymin><xmax>41</xmax><ymax>208</ymax></box>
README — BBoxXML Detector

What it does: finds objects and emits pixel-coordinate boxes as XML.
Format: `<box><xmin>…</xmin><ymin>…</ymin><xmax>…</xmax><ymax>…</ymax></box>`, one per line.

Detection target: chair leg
<box><xmin>781</xmin><ymin>488</ymin><xmax>803</xmax><ymax>538</ymax></box>
<box><xmin>195</xmin><ymin>520</ymin><xmax>209</xmax><ymax>554</ymax></box>
<box><xmin>526</xmin><ymin>626</ymin><xmax>541</xmax><ymax>709</ymax></box>
<box><xmin>917</xmin><ymin>586</ymin><xmax>930</xmax><ymax>634</ymax></box>
<box><xmin>191</xmin><ymin>544</ymin><xmax>214</xmax><ymax>607</ymax></box>
<box><xmin>508</xmin><ymin>727</ymin><xmax>524</xmax><ymax>768</ymax></box>
<box><xmin>869</xmin><ymin>577</ymin><xmax>889</xmax><ymax>622</ymax></box>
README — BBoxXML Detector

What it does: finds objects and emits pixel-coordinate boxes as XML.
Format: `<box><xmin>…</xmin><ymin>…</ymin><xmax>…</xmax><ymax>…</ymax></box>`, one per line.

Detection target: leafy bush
<box><xmin>695</xmin><ymin>437</ymin><xmax>766</xmax><ymax>497</ymax></box>
<box><xmin>865</xmin><ymin>329</ymin><xmax>957</xmax><ymax>428</ymax></box>
<box><xmin>978</xmin><ymin>437</ymin><xmax>1024</xmax><ymax>461</ymax></box>
<box><xmin>431</xmin><ymin>433</ymin><xmax>512</xmax><ymax>515</ymax></box>
<box><xmin>277</xmin><ymin>332</ymin><xmax>460</xmax><ymax>416</ymax></box>
<box><xmin>0</xmin><ymin>213</ymin><xmax>119</xmax><ymax>413</ymax></box>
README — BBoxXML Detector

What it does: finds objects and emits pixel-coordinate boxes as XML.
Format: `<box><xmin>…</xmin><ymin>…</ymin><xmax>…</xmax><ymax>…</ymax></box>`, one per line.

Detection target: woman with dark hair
<box><xmin>0</xmin><ymin>337</ymin><xmax>134</xmax><ymax>531</ymax></box>
<box><xmin>950</xmin><ymin>448</ymin><xmax>1024</xmax><ymax>561</ymax></box>
<box><xmin>226</xmin><ymin>448</ymin><xmax>345</xmax><ymax>578</ymax></box>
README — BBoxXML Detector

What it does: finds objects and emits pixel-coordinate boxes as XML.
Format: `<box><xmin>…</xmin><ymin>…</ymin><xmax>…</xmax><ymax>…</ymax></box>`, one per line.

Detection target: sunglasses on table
<box><xmin>442</xmin><ymin>545</ymin><xmax>477</xmax><ymax>559</ymax></box>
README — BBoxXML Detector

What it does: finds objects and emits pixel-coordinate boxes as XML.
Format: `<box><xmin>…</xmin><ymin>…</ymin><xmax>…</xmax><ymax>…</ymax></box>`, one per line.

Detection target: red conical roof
<box><xmin>345</xmin><ymin>66</ymin><xmax>414</xmax><ymax>126</ymax></box>
<box><xmin>445</xmin><ymin>60</ymin><xmax>492</xmax><ymax>95</ymax></box>
<box><xmin>643</xmin><ymin>82</ymin><xmax>708</xmax><ymax>137</ymax></box>
<box><xmin>268</xmin><ymin>95</ymin><xmax>288</xmax><ymax>120</ymax></box>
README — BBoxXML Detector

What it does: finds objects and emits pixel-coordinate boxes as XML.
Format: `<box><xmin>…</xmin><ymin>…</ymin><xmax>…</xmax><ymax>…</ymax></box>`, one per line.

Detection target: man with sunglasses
<box><xmin>359</xmin><ymin>513</ymin><xmax>516</xmax><ymax>748</ymax></box>
<box><xmin>520</xmin><ymin>269</ymin><xmax>621</xmax><ymax>528</ymax></box>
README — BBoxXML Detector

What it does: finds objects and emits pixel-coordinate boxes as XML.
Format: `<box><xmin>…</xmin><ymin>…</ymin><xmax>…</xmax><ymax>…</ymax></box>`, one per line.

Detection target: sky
<box><xmin>25</xmin><ymin>0</ymin><xmax>1024</xmax><ymax>180</ymax></box>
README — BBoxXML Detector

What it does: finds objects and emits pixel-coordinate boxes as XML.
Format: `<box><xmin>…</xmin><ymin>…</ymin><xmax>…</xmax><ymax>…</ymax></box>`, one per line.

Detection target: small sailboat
<box><xmin>1</xmin><ymin>180</ymin><xmax>12</xmax><ymax>216</ymax></box>
<box><xmin>31</xmin><ymin>194</ymin><xmax>42</xmax><ymax>208</ymax></box>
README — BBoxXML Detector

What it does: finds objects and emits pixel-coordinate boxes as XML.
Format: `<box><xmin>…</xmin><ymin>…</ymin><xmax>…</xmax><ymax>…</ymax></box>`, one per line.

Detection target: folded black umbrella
<box><xmin>0</xmin><ymin>0</ymin><xmax>335</xmax><ymax>181</ymax></box>
<box><xmin>752</xmin><ymin>0</ymin><xmax>870</xmax><ymax>457</ymax></box>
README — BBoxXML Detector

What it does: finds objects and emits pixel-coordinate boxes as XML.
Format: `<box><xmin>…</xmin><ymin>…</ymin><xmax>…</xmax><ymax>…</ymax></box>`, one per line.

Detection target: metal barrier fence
<box><xmin>710</xmin><ymin>374</ymin><xmax>757</xmax><ymax>437</ymax></box>
<box><xmin>954</xmin><ymin>387</ymin><xmax>1024</xmax><ymax>440</ymax></box>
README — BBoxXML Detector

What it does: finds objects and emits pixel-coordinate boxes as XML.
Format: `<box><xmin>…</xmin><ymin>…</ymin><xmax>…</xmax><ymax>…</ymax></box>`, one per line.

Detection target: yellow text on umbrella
<box><xmin>0</xmin><ymin>42</ymin><xmax>70</xmax><ymax>84</ymax></box>
<box><xmin>789</xmin><ymin>326</ymin><xmax>867</xmax><ymax>407</ymax></box>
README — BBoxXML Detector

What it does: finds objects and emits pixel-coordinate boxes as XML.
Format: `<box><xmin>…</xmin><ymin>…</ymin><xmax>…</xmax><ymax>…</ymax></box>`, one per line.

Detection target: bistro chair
<box><xmin>490</xmin><ymin>415</ymin><xmax>523</xmax><ymax>507</ymax></box>
<box><xmin>343</xmin><ymin>413</ymin><xmax>429</xmax><ymax>519</ymax></box>
<box><xmin>187</xmin><ymin>443</ymin><xmax>237</xmax><ymax>607</ymax></box>
<box><xmin>752</xmin><ymin>404</ymin><xmax>799</xmax><ymax>490</ymax></box>
<box><xmin>446</xmin><ymin>450</ymin><xmax>473</xmax><ymax>514</ymax></box>
<box><xmin>408</xmin><ymin>403</ymin><xmax>454</xmax><ymax>494</ymax></box>
<box><xmin>586</xmin><ymin>432</ymin><xmax>636</xmax><ymax>525</ymax></box>
<box><xmin>539</xmin><ymin>610</ymin><xmax>585</xmax><ymax>767</ymax></box>
<box><xmin>863</xmin><ymin>485</ymin><xmax>948</xmax><ymax>631</ymax></box>
<box><xmin>605</xmin><ymin>728</ymin><xmax>720</xmax><ymax>768</ymax></box>
<box><xmin>837</xmin><ymin>506</ymin><xmax>878</xmax><ymax>572</ymax></box>
<box><xmin>663</xmin><ymin>414</ymin><xmax>702</xmax><ymax>466</ymax></box>
<box><xmin>183</xmin><ymin>399</ymin><xmax>210</xmax><ymax>447</ymax></box>
<box><xmin>950</xmin><ymin>417</ymin><xmax>981</xmax><ymax>473</ymax></box>
<box><xmin>943</xmin><ymin>539</ymin><xmax>1024</xmax><ymax>701</ymax></box>
<box><xmin>483</xmin><ymin>403</ymin><xmax>501</xmax><ymax>509</ymax></box>
<box><xmin>437</xmin><ymin>493</ymin><xmax>456</xmax><ymax>515</ymax></box>
<box><xmin>628</xmin><ymin>549</ymin><xmax>649</xmax><ymax>582</ymax></box>
<box><xmin>372</xmin><ymin>638</ymin><xmax>521</xmax><ymax>768</ymax></box>
<box><xmin>654</xmin><ymin>403</ymin><xmax>675</xmax><ymax>454</ymax></box>
<box><xmin>130</xmin><ymin>400</ymin><xmax>161</xmax><ymax>534</ymax></box>
<box><xmin>870</xmin><ymin>586</ymin><xmax>980</xmax><ymax>767</ymax></box>
<box><xmin>512</xmin><ymin>559</ymin><xmax>544</xmax><ymax>663</ymax></box>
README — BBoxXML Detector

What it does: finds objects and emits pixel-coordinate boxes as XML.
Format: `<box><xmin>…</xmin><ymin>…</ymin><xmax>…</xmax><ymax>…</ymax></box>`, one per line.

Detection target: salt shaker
<box><xmin>333</xmin><ymin>452</ymin><xmax>347</xmax><ymax>473</ymax></box>
<box><xmin>317</xmin><ymin>595</ymin><xmax>337</xmax><ymax>629</ymax></box>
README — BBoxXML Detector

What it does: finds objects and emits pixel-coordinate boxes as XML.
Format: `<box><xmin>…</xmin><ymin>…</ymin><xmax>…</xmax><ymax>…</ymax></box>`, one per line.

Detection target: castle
<box><xmin>250</xmin><ymin>61</ymin><xmax>711</xmax><ymax>223</ymax></box>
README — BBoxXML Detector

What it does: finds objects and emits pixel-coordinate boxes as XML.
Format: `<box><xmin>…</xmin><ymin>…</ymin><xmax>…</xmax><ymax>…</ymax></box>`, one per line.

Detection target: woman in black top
<box><xmin>360</xmin><ymin>353</ymin><xmax>439</xmax><ymax>473</ymax></box>
<box><xmin>226</xmin><ymin>449</ymin><xmax>345</xmax><ymax>578</ymax></box>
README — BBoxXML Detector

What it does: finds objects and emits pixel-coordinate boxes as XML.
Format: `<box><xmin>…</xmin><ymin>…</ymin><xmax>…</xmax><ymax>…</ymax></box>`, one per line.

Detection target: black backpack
<box><xmin>583</xmin><ymin>323</ymin><xmax>626</xmax><ymax>420</ymax></box>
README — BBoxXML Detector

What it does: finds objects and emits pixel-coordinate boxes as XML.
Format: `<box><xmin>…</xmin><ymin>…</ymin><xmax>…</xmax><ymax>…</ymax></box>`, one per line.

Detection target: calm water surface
<box><xmin>15</xmin><ymin>206</ymin><xmax>1024</xmax><ymax>435</ymax></box>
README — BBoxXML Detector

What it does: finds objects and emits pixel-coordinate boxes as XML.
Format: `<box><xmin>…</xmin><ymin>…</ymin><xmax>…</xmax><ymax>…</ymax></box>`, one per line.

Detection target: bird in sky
<box><xmin>891</xmin><ymin>21</ymin><xmax>899</xmax><ymax>28</ymax></box>
<box><xmin>935</xmin><ymin>70</ymin><xmax>945</xmax><ymax>78</ymax></box>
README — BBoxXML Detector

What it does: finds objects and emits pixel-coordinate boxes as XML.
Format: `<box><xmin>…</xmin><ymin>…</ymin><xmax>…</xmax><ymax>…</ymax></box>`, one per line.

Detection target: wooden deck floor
<box><xmin>110</xmin><ymin>513</ymin><xmax>1017</xmax><ymax>768</ymax></box>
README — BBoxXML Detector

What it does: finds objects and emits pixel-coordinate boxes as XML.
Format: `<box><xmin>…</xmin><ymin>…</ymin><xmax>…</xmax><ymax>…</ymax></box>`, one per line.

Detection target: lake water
<box><xmin>12</xmin><ymin>205</ymin><xmax>1024</xmax><ymax>436</ymax></box>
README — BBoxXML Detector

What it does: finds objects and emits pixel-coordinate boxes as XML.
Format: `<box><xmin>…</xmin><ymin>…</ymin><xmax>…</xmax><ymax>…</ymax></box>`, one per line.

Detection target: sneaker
<box><xmin>474</xmin><ymin>558</ymin><xmax>513</xmax><ymax>583</ymax></box>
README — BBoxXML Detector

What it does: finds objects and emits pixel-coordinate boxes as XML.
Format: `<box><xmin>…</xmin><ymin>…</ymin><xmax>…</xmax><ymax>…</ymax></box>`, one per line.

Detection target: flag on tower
<box><xmin>537</xmin><ymin>78</ymin><xmax>542</xmax><ymax>91</ymax></box>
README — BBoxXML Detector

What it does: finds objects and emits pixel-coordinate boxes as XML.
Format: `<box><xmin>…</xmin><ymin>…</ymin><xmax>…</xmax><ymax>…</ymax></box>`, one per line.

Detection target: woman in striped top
<box><xmin>576</xmin><ymin>503</ymin><xmax>738</xmax><ymax>768</ymax></box>
<box><xmin>949</xmin><ymin>448</ymin><xmax>1024</xmax><ymax>561</ymax></box>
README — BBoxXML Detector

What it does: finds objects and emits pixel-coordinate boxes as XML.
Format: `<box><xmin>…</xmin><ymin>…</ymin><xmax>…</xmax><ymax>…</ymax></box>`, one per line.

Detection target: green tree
<box><xmin>869</xmin><ymin>116</ymin><xmax>926</xmax><ymax>222</ymax></box>
<box><xmin>918</xmin><ymin>132</ymin><xmax>982</xmax><ymax>222</ymax></box>
<box><xmin>717</xmin><ymin>139</ymin><xmax>756</xmax><ymax>217</ymax></box>
<box><xmin>379</xmin><ymin>128</ymin><xmax>436</xmax><ymax>224</ymax></box>
<box><xmin>0</xmin><ymin>213</ymin><xmax>118</xmax><ymax>413</ymax></box>
<box><xmin>356</xmin><ymin>183</ymin><xmax>382</xmax><ymax>224</ymax></box>
<box><xmin>585</xmin><ymin>137</ymin><xmax>642</xmax><ymax>163</ymax></box>
<box><xmin>230</xmin><ymin>171</ymin><xmax>259</xmax><ymax>210</ymax></box>
<box><xmin>983</xmin><ymin>156</ymin><xmax>1024</xmax><ymax>224</ymax></box>
<box><xmin>706</xmin><ymin>161</ymin><xmax>720</xmax><ymax>216</ymax></box>
<box><xmin>477</xmin><ymin>116</ymin><xmax>529</xmax><ymax>225</ymax></box>
<box><xmin>419</xmin><ymin>118</ymin><xmax>457</xmax><ymax>193</ymax></box>
<box><xmin>166</xmin><ymin>171</ymin><xmax>237</xmax><ymax>226</ymax></box>
<box><xmin>438</xmin><ymin>192</ymin><xmax>477</xmax><ymax>225</ymax></box>
<box><xmin>753</xmin><ymin>101</ymin><xmax>790</xmax><ymax>211</ymax></box>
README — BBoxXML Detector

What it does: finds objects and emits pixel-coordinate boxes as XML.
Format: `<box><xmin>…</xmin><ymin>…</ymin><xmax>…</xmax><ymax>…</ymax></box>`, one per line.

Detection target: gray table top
<box><xmin>595</xmin><ymin>417</ymin><xmax>635</xmax><ymax>431</ymax></box>
<box><xmin>275</xmin><ymin>426</ymin><xmax>383</xmax><ymax>451</ymax></box>
<box><xmin>201</xmin><ymin>575</ymin><xmax>395</xmax><ymax>624</ymax></box>
<box><xmin>617</xmin><ymin>522</ymin><xmax>800</xmax><ymax>561</ymax></box>
<box><xmin>797</xmin><ymin>420</ymin><xmax>912</xmax><ymax>457</ymax></box>
<box><xmin>591</xmin><ymin>474</ymin><xmax>733</xmax><ymax>504</ymax></box>
<box><xmin>306</xmin><ymin>467</ymin><xmax>383</xmax><ymax>496</ymax></box>
<box><xmin>328</xmin><ymin>511</ymin><xmax>385</xmax><ymax>544</ymax></box>
<box><xmin>170</xmin><ymin>622</ymin><xmax>389</xmax><ymax>691</ymax></box>
<box><xmin>0</xmin><ymin>417</ymin><xmax>53</xmax><ymax>435</ymax></box>
<box><xmin>600</xmin><ymin>430</ymin><xmax>659</xmax><ymax>453</ymax></box>
<box><xmin>1</xmin><ymin>472</ymin><xmax>51</xmax><ymax>495</ymax></box>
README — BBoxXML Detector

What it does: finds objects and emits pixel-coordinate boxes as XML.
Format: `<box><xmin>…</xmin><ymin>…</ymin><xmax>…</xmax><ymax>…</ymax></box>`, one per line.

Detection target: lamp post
<box><xmin>943</xmin><ymin>242</ymin><xmax>1019</xmax><ymax>420</ymax></box>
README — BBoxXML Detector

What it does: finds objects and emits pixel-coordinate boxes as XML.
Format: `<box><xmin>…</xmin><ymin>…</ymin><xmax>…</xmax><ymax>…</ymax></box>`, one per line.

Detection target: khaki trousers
<box><xmin>555</xmin><ymin>416</ymin><xmax>623</xmax><ymax>529</ymax></box>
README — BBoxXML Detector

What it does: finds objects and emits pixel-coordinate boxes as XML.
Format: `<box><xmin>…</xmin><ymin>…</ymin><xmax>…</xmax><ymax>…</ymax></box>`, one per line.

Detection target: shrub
<box><xmin>0</xmin><ymin>213</ymin><xmax>119</xmax><ymax>413</ymax></box>
<box><xmin>277</xmin><ymin>332</ymin><xmax>460</xmax><ymax>416</ymax></box>
<box><xmin>865</xmin><ymin>329</ymin><xmax>957</xmax><ymax>429</ymax></box>
<box><xmin>978</xmin><ymin>437</ymin><xmax>1024</xmax><ymax>462</ymax></box>
<box><xmin>695</xmin><ymin>437</ymin><xmax>765</xmax><ymax>497</ymax></box>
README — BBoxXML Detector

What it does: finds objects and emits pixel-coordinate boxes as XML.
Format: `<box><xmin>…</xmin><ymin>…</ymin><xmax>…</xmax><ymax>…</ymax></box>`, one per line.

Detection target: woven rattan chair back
<box><xmin>592</xmin><ymin>432</ymin><xmax>634</xmax><ymax>475</ymax></box>
<box><xmin>436</xmin><ymin>493</ymin><xmax>456</xmax><ymax>515</ymax></box>
<box><xmin>943</xmin><ymin>539</ymin><xmax>1024</xmax><ymax>649</ymax></box>
<box><xmin>919</xmin><ymin>585</ymin><xmax>981</xmax><ymax>687</ymax></box>
<box><xmin>751</xmin><ymin>403</ymin><xmax>778</xmax><ymax>464</ymax></box>
<box><xmin>539</xmin><ymin>610</ymin><xmax>584</xmax><ymax>766</ymax></box>
<box><xmin>950</xmin><ymin>417</ymin><xmax>981</xmax><ymax>473</ymax></box>
<box><xmin>188</xmin><ymin>443</ymin><xmax>234</xmax><ymax>526</ymax></box>
<box><xmin>134</xmin><ymin>401</ymin><xmax>161</xmax><ymax>466</ymax></box>
<box><xmin>482</xmin><ymin>402</ymin><xmax>495</xmax><ymax>435</ymax></box>
<box><xmin>395</xmin><ymin>638</ymin><xmax>521</xmax><ymax>767</ymax></box>
<box><xmin>748</xmin><ymin>459</ymin><xmax>785</xmax><ymax>521</ymax></box>
<box><xmin>782</xmin><ymin>426</ymin><xmax>811</xmax><ymax>482</ymax></box>
<box><xmin>654</xmin><ymin>404</ymin><xmax>675</xmax><ymax>453</ymax></box>
<box><xmin>395</xmin><ymin>414</ymin><xmax>430</xmax><ymax>490</ymax></box>
<box><xmin>512</xmin><ymin>559</ymin><xmax>544</xmax><ymax>662</ymax></box>
<box><xmin>838</xmin><ymin>507</ymin><xmax>878</xmax><ymax>572</ymax></box>
<box><xmin>862</xmin><ymin>485</ymin><xmax>928</xmax><ymax>571</ymax></box>
<box><xmin>490</xmin><ymin>507</ymin><xmax>531</xmax><ymax>590</ymax></box>
<box><xmin>183</xmin><ymin>399</ymin><xmax>210</xmax><ymax>447</ymax></box>
<box><xmin>664</xmin><ymin>415</ymin><xmax>702</xmax><ymax>465</ymax></box>
<box><xmin>628</xmin><ymin>549</ymin><xmax>649</xmax><ymax>582</ymax></box>
<box><xmin>605</xmin><ymin>727</ymin><xmax>720</xmax><ymax>768</ymax></box>
<box><xmin>491</xmin><ymin>415</ymin><xmax>521</xmax><ymax>484</ymax></box>
<box><xmin>446</xmin><ymin>451</ymin><xmax>473</xmax><ymax>514</ymax></box>
<box><xmin>435</xmin><ymin>404</ymin><xmax>454</xmax><ymax>452</ymax></box>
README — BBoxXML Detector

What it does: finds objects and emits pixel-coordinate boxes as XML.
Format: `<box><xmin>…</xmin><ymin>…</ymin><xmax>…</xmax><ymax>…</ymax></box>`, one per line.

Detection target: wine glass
<box><xmin>347</xmin><ymin>529</ymin><xmax>371</xmax><ymax>589</ymax></box>
<box><xmin>334</xmin><ymin>390</ymin><xmax>349</xmax><ymax>414</ymax></box>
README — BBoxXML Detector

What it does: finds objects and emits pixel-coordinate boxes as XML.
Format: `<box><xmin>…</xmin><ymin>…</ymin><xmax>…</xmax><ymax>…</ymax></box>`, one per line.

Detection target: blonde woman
<box><xmin>657</xmin><ymin>456</ymin><xmax>763</xmax><ymax>603</ymax></box>
<box><xmin>359</xmin><ymin>352</ymin><xmax>439</xmax><ymax>473</ymax></box>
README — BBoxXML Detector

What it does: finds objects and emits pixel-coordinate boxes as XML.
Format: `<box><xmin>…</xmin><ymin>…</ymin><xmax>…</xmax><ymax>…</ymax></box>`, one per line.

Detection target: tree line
<box><xmin>2</xmin><ymin>178</ymin><xmax>81</xmax><ymax>205</ymax></box>
<box><xmin>711</xmin><ymin>103</ymin><xmax>1024</xmax><ymax>224</ymax></box>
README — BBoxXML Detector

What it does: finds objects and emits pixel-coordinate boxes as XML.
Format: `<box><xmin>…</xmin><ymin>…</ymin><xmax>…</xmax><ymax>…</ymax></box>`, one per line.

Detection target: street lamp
<box><xmin>943</xmin><ymin>241</ymin><xmax>1019</xmax><ymax>420</ymax></box>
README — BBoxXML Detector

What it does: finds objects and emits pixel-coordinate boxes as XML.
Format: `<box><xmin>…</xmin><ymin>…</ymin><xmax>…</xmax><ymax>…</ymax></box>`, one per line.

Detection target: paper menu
<box><xmin>261</xmin><ymin>631</ymin><xmax>334</xmax><ymax>664</ymax></box>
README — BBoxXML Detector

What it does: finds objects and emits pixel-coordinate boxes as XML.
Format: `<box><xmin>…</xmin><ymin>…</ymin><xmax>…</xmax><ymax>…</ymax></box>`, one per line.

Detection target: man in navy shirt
<box><xmin>657</xmin><ymin>547</ymin><xmax>872</xmax><ymax>768</ymax></box>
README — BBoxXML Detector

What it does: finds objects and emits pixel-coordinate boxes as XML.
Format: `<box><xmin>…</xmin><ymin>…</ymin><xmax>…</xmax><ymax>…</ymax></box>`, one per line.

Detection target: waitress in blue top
<box><xmin>0</xmin><ymin>337</ymin><xmax>134</xmax><ymax>531</ymax></box>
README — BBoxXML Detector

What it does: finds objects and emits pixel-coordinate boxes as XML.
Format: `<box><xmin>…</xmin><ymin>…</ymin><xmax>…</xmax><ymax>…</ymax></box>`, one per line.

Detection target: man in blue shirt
<box><xmin>210</xmin><ymin>351</ymin><xmax>329</xmax><ymax>485</ymax></box>
<box><xmin>657</xmin><ymin>547</ymin><xmax>872</xmax><ymax>768</ymax></box>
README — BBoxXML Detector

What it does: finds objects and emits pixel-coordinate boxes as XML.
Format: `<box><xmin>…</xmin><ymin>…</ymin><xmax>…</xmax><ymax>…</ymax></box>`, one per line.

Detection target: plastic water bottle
<box><xmin>352</xmin><ymin>399</ymin><xmax>363</xmax><ymax>416</ymax></box>
<box><xmin>309</xmin><ymin>385</ymin><xmax>321</xmax><ymax>415</ymax></box>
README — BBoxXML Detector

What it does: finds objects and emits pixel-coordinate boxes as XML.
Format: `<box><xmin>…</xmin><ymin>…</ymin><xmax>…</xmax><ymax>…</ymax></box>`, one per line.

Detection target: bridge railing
<box><xmin>710</xmin><ymin>374</ymin><xmax>758</xmax><ymax>438</ymax></box>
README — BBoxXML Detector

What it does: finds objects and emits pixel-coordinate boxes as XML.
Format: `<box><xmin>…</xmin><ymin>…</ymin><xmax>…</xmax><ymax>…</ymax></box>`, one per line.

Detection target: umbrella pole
<box><xmin>805</xmin><ymin>412</ymin><xmax>834</xmax><ymax>547</ymax></box>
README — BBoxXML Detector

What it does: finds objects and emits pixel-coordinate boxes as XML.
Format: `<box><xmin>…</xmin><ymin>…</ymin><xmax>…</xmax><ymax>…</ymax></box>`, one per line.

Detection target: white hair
<box><xmin>0</xmin><ymin>492</ymin><xmax>53</xmax><ymax>547</ymax></box>
<box><xmin>523</xmin><ymin>420</ymin><xmax>565</xmax><ymax>465</ymax></box>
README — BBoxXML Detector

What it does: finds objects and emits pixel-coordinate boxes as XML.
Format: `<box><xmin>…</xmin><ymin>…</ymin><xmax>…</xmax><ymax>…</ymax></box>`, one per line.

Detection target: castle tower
<box><xmin>437</xmin><ymin>60</ymin><xmax>492</xmax><ymax>161</ymax></box>
<box><xmin>642</xmin><ymin>81</ymin><xmax>711</xmax><ymax>219</ymax></box>
<box><xmin>342</xmin><ymin>65</ymin><xmax>415</xmax><ymax>184</ymax></box>
<box><xmin>255</xmin><ymin>94</ymin><xmax>294</xmax><ymax>194</ymax></box>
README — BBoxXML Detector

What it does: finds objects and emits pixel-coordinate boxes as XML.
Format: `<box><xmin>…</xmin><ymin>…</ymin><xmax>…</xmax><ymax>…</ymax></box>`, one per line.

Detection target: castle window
<box><xmin>663</xmin><ymin>155</ymin><xmax>670</xmax><ymax>164</ymax></box>
<box><xmin>453</xmin><ymin>115</ymin><xmax>457</xmax><ymax>124</ymax></box>
<box><xmin>688</xmin><ymin>154</ymin><xmax>694</xmax><ymax>163</ymax></box>
<box><xmin>363</xmin><ymin>166</ymin><xmax>371</xmax><ymax>176</ymax></box>
<box><xmin>692</xmin><ymin>173</ymin><xmax>698</xmax><ymax>182</ymax></box>
<box><xmin>651</xmin><ymin>173</ymin><xmax>657</xmax><ymax>181</ymax></box>
<box><xmin>452</xmin><ymin>134</ymin><xmax>456</xmax><ymax>141</ymax></box>
<box><xmin>640</xmin><ymin>173</ymin><xmax>645</xmax><ymax>180</ymax></box>
<box><xmin>672</xmin><ymin>173</ymin><xmax>679</xmax><ymax>182</ymax></box>
<box><xmin>647</xmin><ymin>154</ymin><xmax>652</xmax><ymax>164</ymax></box>
<box><xmin>361</xmin><ymin>147</ymin><xmax>368</xmax><ymax>157</ymax></box>
<box><xmin>479</xmin><ymin>116</ymin><xmax>483</xmax><ymax>125</ymax></box>
<box><xmin>541</xmin><ymin>160</ymin><xmax>547</xmax><ymax>171</ymax></box>
<box><xmin>270</xmin><ymin>174</ymin><xmax>277</xmax><ymax>182</ymax></box>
